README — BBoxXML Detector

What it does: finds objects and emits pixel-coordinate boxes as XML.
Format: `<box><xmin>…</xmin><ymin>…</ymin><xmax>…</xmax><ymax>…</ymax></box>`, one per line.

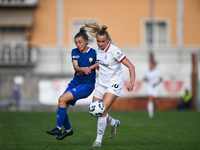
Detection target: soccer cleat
<box><xmin>47</xmin><ymin>127</ymin><xmax>62</xmax><ymax>135</ymax></box>
<box><xmin>110</xmin><ymin>119</ymin><xmax>121</xmax><ymax>138</ymax></box>
<box><xmin>91</xmin><ymin>141</ymin><xmax>101</xmax><ymax>147</ymax></box>
<box><xmin>56</xmin><ymin>129</ymin><xmax>74</xmax><ymax>140</ymax></box>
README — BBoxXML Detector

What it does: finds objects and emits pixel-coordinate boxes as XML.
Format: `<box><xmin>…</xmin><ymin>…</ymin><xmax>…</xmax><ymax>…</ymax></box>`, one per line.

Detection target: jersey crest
<box><xmin>89</xmin><ymin>57</ymin><xmax>93</xmax><ymax>63</ymax></box>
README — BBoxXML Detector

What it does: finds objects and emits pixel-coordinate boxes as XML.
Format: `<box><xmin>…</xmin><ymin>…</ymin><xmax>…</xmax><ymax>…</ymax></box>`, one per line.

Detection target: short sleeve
<box><xmin>156</xmin><ymin>70</ymin><xmax>161</xmax><ymax>77</ymax></box>
<box><xmin>144</xmin><ymin>71</ymin><xmax>148</xmax><ymax>78</ymax></box>
<box><xmin>71</xmin><ymin>49</ymin><xmax>79</xmax><ymax>60</ymax></box>
<box><xmin>112</xmin><ymin>48</ymin><xmax>126</xmax><ymax>62</ymax></box>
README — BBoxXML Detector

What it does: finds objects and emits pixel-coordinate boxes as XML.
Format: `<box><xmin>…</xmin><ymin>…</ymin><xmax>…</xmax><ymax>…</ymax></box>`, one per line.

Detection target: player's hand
<box><xmin>82</xmin><ymin>67</ymin><xmax>91</xmax><ymax>75</ymax></box>
<box><xmin>96</xmin><ymin>65</ymin><xmax>99</xmax><ymax>70</ymax></box>
<box><xmin>77</xmin><ymin>71</ymin><xmax>84</xmax><ymax>76</ymax></box>
<box><xmin>153</xmin><ymin>83</ymin><xmax>158</xmax><ymax>87</ymax></box>
<box><xmin>127</xmin><ymin>83</ymin><xmax>134</xmax><ymax>91</ymax></box>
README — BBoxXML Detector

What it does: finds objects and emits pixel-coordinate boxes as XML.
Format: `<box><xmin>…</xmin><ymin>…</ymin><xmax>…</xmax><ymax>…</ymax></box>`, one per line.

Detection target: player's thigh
<box><xmin>72</xmin><ymin>84</ymin><xmax>94</xmax><ymax>100</ymax></box>
<box><xmin>92</xmin><ymin>83</ymin><xmax>107</xmax><ymax>101</ymax></box>
<box><xmin>102</xmin><ymin>82</ymin><xmax>122</xmax><ymax>111</ymax></box>
<box><xmin>93</xmin><ymin>89</ymin><xmax>104</xmax><ymax>101</ymax></box>
<box><xmin>152</xmin><ymin>87</ymin><xmax>159</xmax><ymax>98</ymax></box>
<box><xmin>147</xmin><ymin>86</ymin><xmax>153</xmax><ymax>95</ymax></box>
<box><xmin>148</xmin><ymin>95</ymin><xmax>153</xmax><ymax>101</ymax></box>
<box><xmin>102</xmin><ymin>92</ymin><xmax>117</xmax><ymax>112</ymax></box>
<box><xmin>92</xmin><ymin>96</ymin><xmax>103</xmax><ymax>103</ymax></box>
<box><xmin>59</xmin><ymin>91</ymin><xmax>74</xmax><ymax>103</ymax></box>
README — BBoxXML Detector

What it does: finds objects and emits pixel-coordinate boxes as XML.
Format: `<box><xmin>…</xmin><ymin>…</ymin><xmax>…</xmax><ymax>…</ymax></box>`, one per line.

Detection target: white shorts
<box><xmin>93</xmin><ymin>83</ymin><xmax>123</xmax><ymax>100</ymax></box>
<box><xmin>147</xmin><ymin>85</ymin><xmax>160</xmax><ymax>97</ymax></box>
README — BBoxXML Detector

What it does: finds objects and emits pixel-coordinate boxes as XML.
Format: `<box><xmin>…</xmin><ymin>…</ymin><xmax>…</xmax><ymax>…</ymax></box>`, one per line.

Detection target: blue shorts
<box><xmin>63</xmin><ymin>83</ymin><xmax>94</xmax><ymax>106</ymax></box>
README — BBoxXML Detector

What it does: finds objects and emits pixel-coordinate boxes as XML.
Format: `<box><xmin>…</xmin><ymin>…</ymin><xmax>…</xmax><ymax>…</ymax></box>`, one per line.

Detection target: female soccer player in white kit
<box><xmin>144</xmin><ymin>61</ymin><xmax>162</xmax><ymax>118</ymax></box>
<box><xmin>85</xmin><ymin>23</ymin><xmax>136</xmax><ymax>147</ymax></box>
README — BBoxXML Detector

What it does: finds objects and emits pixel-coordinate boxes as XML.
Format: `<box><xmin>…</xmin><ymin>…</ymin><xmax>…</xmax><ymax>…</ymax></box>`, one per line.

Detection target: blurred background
<box><xmin>0</xmin><ymin>0</ymin><xmax>199</xmax><ymax>111</ymax></box>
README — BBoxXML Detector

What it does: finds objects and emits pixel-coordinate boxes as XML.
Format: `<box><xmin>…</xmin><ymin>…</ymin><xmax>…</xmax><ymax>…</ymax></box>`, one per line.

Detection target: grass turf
<box><xmin>0</xmin><ymin>110</ymin><xmax>200</xmax><ymax>150</ymax></box>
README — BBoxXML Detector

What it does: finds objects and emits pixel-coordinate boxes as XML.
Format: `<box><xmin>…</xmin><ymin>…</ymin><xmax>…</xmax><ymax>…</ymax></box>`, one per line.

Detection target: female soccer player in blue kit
<box><xmin>47</xmin><ymin>27</ymin><xmax>97</xmax><ymax>140</ymax></box>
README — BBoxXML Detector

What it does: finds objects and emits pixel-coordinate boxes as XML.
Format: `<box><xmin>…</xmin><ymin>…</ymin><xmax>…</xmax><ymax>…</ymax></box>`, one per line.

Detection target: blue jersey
<box><xmin>70</xmin><ymin>47</ymin><xmax>96</xmax><ymax>86</ymax></box>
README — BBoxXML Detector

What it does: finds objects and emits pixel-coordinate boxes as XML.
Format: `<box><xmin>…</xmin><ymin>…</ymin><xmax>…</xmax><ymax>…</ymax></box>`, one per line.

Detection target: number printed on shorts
<box><xmin>112</xmin><ymin>84</ymin><xmax>119</xmax><ymax>88</ymax></box>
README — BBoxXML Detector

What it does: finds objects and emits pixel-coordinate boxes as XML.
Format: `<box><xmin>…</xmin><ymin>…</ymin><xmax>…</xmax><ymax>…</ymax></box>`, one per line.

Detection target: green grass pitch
<box><xmin>0</xmin><ymin>110</ymin><xmax>200</xmax><ymax>150</ymax></box>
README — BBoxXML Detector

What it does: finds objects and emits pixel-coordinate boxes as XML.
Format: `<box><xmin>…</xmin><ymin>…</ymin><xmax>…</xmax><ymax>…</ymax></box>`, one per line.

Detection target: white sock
<box><xmin>147</xmin><ymin>101</ymin><xmax>154</xmax><ymax>118</ymax></box>
<box><xmin>95</xmin><ymin>116</ymin><xmax>107</xmax><ymax>143</ymax></box>
<box><xmin>106</xmin><ymin>113</ymin><xmax>115</xmax><ymax>126</ymax></box>
<box><xmin>65</xmin><ymin>128</ymin><xmax>71</xmax><ymax>132</ymax></box>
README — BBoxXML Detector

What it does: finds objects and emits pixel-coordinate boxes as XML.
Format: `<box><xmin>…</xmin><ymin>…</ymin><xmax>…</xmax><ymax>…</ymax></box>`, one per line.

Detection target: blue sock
<box><xmin>57</xmin><ymin>107</ymin><xmax>67</xmax><ymax>128</ymax></box>
<box><xmin>63</xmin><ymin>113</ymin><xmax>71</xmax><ymax>130</ymax></box>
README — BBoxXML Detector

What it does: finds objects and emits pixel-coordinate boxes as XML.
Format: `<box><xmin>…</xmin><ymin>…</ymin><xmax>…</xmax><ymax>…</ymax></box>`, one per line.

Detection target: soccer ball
<box><xmin>88</xmin><ymin>101</ymin><xmax>105</xmax><ymax>117</ymax></box>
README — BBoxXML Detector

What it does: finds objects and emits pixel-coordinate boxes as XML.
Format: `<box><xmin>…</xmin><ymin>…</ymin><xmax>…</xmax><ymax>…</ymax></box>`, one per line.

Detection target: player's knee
<box><xmin>58</xmin><ymin>95</ymin><xmax>66</xmax><ymax>105</ymax></box>
<box><xmin>102</xmin><ymin>110</ymin><xmax>107</xmax><ymax>117</ymax></box>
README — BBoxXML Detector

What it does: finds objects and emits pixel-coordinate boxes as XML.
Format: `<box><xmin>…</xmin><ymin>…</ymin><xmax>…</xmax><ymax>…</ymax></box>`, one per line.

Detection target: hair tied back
<box><xmin>101</xmin><ymin>25</ymin><xmax>107</xmax><ymax>30</ymax></box>
<box><xmin>80</xmin><ymin>26</ymin><xmax>86</xmax><ymax>33</ymax></box>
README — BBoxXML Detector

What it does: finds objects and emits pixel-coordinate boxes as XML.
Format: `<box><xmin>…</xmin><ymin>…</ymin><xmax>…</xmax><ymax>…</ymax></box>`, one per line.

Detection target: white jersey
<box><xmin>95</xmin><ymin>43</ymin><xmax>126</xmax><ymax>87</ymax></box>
<box><xmin>144</xmin><ymin>68</ymin><xmax>161</xmax><ymax>97</ymax></box>
<box><xmin>145</xmin><ymin>69</ymin><xmax>161</xmax><ymax>86</ymax></box>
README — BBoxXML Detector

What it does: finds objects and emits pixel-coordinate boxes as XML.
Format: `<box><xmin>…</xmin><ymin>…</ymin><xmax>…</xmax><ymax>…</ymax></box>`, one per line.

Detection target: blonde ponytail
<box><xmin>85</xmin><ymin>22</ymin><xmax>101</xmax><ymax>38</ymax></box>
<box><xmin>84</xmin><ymin>22</ymin><xmax>116</xmax><ymax>45</ymax></box>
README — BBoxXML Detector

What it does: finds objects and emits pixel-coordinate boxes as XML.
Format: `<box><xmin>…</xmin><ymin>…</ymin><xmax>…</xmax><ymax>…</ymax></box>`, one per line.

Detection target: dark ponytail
<box><xmin>74</xmin><ymin>26</ymin><xmax>89</xmax><ymax>41</ymax></box>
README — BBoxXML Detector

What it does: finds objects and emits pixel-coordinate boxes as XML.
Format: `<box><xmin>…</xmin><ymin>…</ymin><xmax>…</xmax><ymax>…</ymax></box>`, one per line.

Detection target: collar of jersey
<box><xmin>86</xmin><ymin>47</ymin><xmax>90</xmax><ymax>53</ymax></box>
<box><xmin>81</xmin><ymin>47</ymin><xmax>90</xmax><ymax>53</ymax></box>
<box><xmin>98</xmin><ymin>43</ymin><xmax>110</xmax><ymax>52</ymax></box>
<box><xmin>104</xmin><ymin>43</ymin><xmax>110</xmax><ymax>52</ymax></box>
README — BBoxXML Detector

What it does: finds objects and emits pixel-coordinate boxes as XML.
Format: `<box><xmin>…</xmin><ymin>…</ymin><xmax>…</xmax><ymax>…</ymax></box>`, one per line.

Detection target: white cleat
<box><xmin>91</xmin><ymin>141</ymin><xmax>101</xmax><ymax>147</ymax></box>
<box><xmin>110</xmin><ymin>119</ymin><xmax>121</xmax><ymax>138</ymax></box>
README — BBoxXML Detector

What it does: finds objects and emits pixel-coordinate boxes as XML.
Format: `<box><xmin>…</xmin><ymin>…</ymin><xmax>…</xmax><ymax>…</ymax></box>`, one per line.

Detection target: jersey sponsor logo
<box><xmin>89</xmin><ymin>57</ymin><xmax>93</xmax><ymax>63</ymax></box>
<box><xmin>72</xmin><ymin>55</ymin><xmax>80</xmax><ymax>59</ymax></box>
<box><xmin>72</xmin><ymin>88</ymin><xmax>76</xmax><ymax>91</ymax></box>
<box><xmin>117</xmin><ymin>52</ymin><xmax>123</xmax><ymax>59</ymax></box>
<box><xmin>97</xmin><ymin>60</ymin><xmax>109</xmax><ymax>67</ymax></box>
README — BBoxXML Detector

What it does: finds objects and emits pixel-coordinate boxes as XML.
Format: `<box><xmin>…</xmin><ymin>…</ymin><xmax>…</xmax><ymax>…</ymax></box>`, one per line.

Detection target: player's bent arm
<box><xmin>121</xmin><ymin>58</ymin><xmax>135</xmax><ymax>91</ymax></box>
<box><xmin>72</xmin><ymin>59</ymin><xmax>91</xmax><ymax>75</ymax></box>
<box><xmin>157</xmin><ymin>77</ymin><xmax>163</xmax><ymax>84</ymax></box>
<box><xmin>143</xmin><ymin>77</ymin><xmax>148</xmax><ymax>82</ymax></box>
<box><xmin>89</xmin><ymin>63</ymin><xmax>98</xmax><ymax>70</ymax></box>
<box><xmin>121</xmin><ymin>58</ymin><xmax>135</xmax><ymax>84</ymax></box>
<box><xmin>72</xmin><ymin>59</ymin><xmax>82</xmax><ymax>72</ymax></box>
<box><xmin>154</xmin><ymin>77</ymin><xmax>163</xmax><ymax>87</ymax></box>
